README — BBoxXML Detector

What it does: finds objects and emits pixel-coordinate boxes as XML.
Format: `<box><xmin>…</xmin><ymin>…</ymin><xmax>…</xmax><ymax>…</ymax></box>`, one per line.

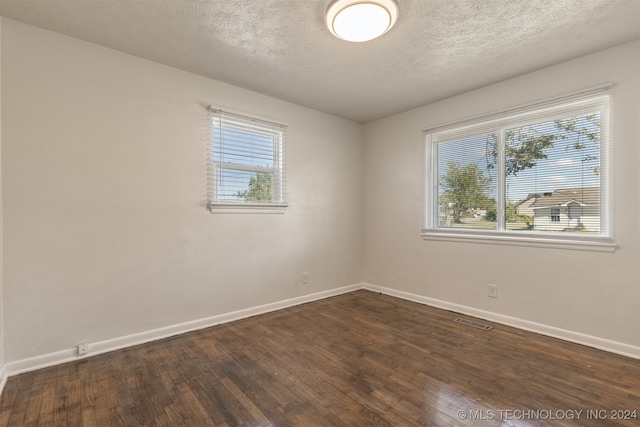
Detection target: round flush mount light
<box><xmin>326</xmin><ymin>0</ymin><xmax>399</xmax><ymax>42</ymax></box>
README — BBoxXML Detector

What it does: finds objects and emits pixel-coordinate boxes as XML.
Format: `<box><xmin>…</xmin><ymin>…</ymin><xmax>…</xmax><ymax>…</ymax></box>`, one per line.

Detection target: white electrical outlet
<box><xmin>302</xmin><ymin>272</ymin><xmax>309</xmax><ymax>284</ymax></box>
<box><xmin>488</xmin><ymin>284</ymin><xmax>498</xmax><ymax>298</ymax></box>
<box><xmin>78</xmin><ymin>343</ymin><xmax>89</xmax><ymax>355</ymax></box>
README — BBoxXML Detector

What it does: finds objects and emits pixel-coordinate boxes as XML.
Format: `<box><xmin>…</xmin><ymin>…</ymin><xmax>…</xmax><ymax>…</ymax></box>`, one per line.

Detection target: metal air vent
<box><xmin>455</xmin><ymin>318</ymin><xmax>493</xmax><ymax>330</ymax></box>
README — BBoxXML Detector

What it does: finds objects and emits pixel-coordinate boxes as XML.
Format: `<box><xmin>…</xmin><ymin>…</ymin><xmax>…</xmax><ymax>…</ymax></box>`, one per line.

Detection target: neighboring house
<box><xmin>514</xmin><ymin>193</ymin><xmax>540</xmax><ymax>217</ymax></box>
<box><xmin>529</xmin><ymin>187</ymin><xmax>600</xmax><ymax>232</ymax></box>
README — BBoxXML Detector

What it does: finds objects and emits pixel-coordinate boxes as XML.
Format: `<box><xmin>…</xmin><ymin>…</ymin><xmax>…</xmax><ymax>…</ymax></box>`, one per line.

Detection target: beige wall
<box><xmin>1</xmin><ymin>17</ymin><xmax>639</xmax><ymax>366</ymax></box>
<box><xmin>363</xmin><ymin>40</ymin><xmax>640</xmax><ymax>347</ymax></box>
<box><xmin>1</xmin><ymin>18</ymin><xmax>364</xmax><ymax>362</ymax></box>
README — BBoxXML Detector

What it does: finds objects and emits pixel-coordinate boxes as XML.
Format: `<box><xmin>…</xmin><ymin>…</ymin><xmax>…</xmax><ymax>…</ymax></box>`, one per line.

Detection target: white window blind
<box><xmin>208</xmin><ymin>108</ymin><xmax>287</xmax><ymax>212</ymax></box>
<box><xmin>424</xmin><ymin>85</ymin><xmax>614</xmax><ymax>251</ymax></box>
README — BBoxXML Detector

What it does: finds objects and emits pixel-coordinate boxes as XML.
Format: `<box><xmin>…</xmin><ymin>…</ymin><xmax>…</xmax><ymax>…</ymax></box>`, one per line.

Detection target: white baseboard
<box><xmin>4</xmin><ymin>281</ymin><xmax>638</xmax><ymax>382</ymax></box>
<box><xmin>5</xmin><ymin>283</ymin><xmax>363</xmax><ymax>377</ymax></box>
<box><xmin>363</xmin><ymin>283</ymin><xmax>640</xmax><ymax>359</ymax></box>
<box><xmin>0</xmin><ymin>365</ymin><xmax>7</xmax><ymax>396</ymax></box>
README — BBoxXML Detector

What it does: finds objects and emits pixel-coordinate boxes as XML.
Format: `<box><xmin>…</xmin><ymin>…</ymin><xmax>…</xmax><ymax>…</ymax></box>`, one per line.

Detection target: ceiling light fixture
<box><xmin>326</xmin><ymin>0</ymin><xmax>399</xmax><ymax>43</ymax></box>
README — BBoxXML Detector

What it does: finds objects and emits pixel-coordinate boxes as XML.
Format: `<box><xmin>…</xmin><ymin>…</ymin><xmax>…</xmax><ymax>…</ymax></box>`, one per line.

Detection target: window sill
<box><xmin>421</xmin><ymin>229</ymin><xmax>617</xmax><ymax>252</ymax></box>
<box><xmin>209</xmin><ymin>202</ymin><xmax>288</xmax><ymax>214</ymax></box>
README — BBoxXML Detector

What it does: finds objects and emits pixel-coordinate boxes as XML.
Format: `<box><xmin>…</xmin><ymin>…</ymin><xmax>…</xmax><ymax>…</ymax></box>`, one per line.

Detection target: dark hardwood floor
<box><xmin>0</xmin><ymin>290</ymin><xmax>638</xmax><ymax>426</ymax></box>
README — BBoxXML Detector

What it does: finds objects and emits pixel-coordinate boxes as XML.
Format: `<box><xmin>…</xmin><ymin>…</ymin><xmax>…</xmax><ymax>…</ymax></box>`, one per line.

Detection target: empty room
<box><xmin>0</xmin><ymin>0</ymin><xmax>639</xmax><ymax>426</ymax></box>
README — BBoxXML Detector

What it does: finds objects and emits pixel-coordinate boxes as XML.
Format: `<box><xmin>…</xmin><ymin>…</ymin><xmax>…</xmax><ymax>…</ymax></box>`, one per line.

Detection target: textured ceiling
<box><xmin>1</xmin><ymin>0</ymin><xmax>638</xmax><ymax>123</ymax></box>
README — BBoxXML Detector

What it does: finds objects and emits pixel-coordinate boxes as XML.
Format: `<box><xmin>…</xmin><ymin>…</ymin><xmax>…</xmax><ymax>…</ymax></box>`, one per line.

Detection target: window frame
<box><xmin>207</xmin><ymin>107</ymin><xmax>288</xmax><ymax>214</ymax></box>
<box><xmin>423</xmin><ymin>85</ymin><xmax>616</xmax><ymax>252</ymax></box>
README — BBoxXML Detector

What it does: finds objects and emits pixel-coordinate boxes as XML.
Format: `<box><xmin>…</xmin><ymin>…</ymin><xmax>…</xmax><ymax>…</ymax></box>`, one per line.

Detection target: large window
<box><xmin>424</xmin><ymin>86</ymin><xmax>614</xmax><ymax>251</ymax></box>
<box><xmin>208</xmin><ymin>108</ymin><xmax>287</xmax><ymax>213</ymax></box>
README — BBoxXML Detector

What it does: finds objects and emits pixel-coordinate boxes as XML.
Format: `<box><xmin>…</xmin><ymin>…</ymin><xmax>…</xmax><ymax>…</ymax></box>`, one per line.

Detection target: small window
<box><xmin>208</xmin><ymin>108</ymin><xmax>287</xmax><ymax>213</ymax></box>
<box><xmin>423</xmin><ymin>85</ymin><xmax>615</xmax><ymax>251</ymax></box>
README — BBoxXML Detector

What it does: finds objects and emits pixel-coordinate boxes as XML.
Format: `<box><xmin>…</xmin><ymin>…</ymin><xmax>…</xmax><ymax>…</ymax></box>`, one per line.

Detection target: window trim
<box><xmin>207</xmin><ymin>106</ymin><xmax>288</xmax><ymax>214</ymax></box>
<box><xmin>422</xmin><ymin>84</ymin><xmax>616</xmax><ymax>252</ymax></box>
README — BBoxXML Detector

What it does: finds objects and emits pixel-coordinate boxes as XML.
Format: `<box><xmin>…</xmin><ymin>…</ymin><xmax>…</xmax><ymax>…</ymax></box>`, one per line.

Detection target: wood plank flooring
<box><xmin>0</xmin><ymin>290</ymin><xmax>638</xmax><ymax>426</ymax></box>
